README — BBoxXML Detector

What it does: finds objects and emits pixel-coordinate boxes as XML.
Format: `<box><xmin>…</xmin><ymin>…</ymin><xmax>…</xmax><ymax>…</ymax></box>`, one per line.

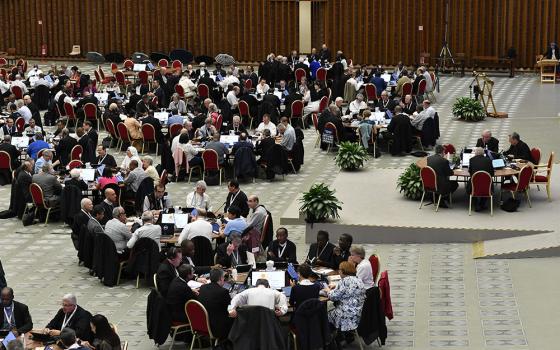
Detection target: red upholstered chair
<box><xmin>415</xmin><ymin>79</ymin><xmax>427</xmax><ymax>104</ymax></box>
<box><xmin>244</xmin><ymin>79</ymin><xmax>253</xmax><ymax>91</ymax></box>
<box><xmin>169</xmin><ymin>123</ymin><xmax>183</xmax><ymax>139</ymax></box>
<box><xmin>469</xmin><ymin>171</ymin><xmax>494</xmax><ymax>216</ymax></box>
<box><xmin>168</xmin><ymin>303</ymin><xmax>191</xmax><ymax>350</ymax></box>
<box><xmin>68</xmin><ymin>160</ymin><xmax>83</xmax><ymax>170</ymax></box>
<box><xmin>419</xmin><ymin>166</ymin><xmax>450</xmax><ymax>212</ymax></box>
<box><xmin>158</xmin><ymin>59</ymin><xmax>169</xmax><ymax>68</ymax></box>
<box><xmin>323</xmin><ymin>122</ymin><xmax>339</xmax><ymax>153</ymax></box>
<box><xmin>29</xmin><ymin>183</ymin><xmax>60</xmax><ymax>224</ymax></box>
<box><xmin>0</xmin><ymin>151</ymin><xmax>13</xmax><ymax>175</ymax></box>
<box><xmin>37</xmin><ymin>148</ymin><xmax>49</xmax><ymax>159</ymax></box>
<box><xmin>83</xmin><ymin>103</ymin><xmax>99</xmax><ymax>131</ymax></box>
<box><xmin>123</xmin><ymin>59</ymin><xmax>134</xmax><ymax>70</ymax></box>
<box><xmin>401</xmin><ymin>82</ymin><xmax>413</xmax><ymax>100</ymax></box>
<box><xmin>238</xmin><ymin>100</ymin><xmax>254</xmax><ymax>129</ymax></box>
<box><xmin>368</xmin><ymin>254</ymin><xmax>381</xmax><ymax>283</ymax></box>
<box><xmin>111</xmin><ymin>63</ymin><xmax>118</xmax><ymax>74</ymax></box>
<box><xmin>501</xmin><ymin>165</ymin><xmax>533</xmax><ymax>207</ymax></box>
<box><xmin>531</xmin><ymin>152</ymin><xmax>555</xmax><ymax>201</ymax></box>
<box><xmin>116</xmin><ymin>122</ymin><xmax>131</xmax><ymax>151</ymax></box>
<box><xmin>172</xmin><ymin>60</ymin><xmax>183</xmax><ymax>71</ymax></box>
<box><xmin>15</xmin><ymin>117</ymin><xmax>25</xmax><ymax>132</ymax></box>
<box><xmin>197</xmin><ymin>84</ymin><xmax>209</xmax><ymax>99</ymax></box>
<box><xmin>294</xmin><ymin>68</ymin><xmax>306</xmax><ymax>83</ymax></box>
<box><xmin>115</xmin><ymin>71</ymin><xmax>132</xmax><ymax>93</ymax></box>
<box><xmin>138</xmin><ymin>71</ymin><xmax>149</xmax><ymax>87</ymax></box>
<box><xmin>174</xmin><ymin>84</ymin><xmax>185</xmax><ymax>99</ymax></box>
<box><xmin>105</xmin><ymin>119</ymin><xmax>118</xmax><ymax>144</ymax></box>
<box><xmin>70</xmin><ymin>144</ymin><xmax>83</xmax><ymax>161</ymax></box>
<box><xmin>185</xmin><ymin>300</ymin><xmax>218</xmax><ymax>350</ymax></box>
<box><xmin>316</xmin><ymin>67</ymin><xmax>327</xmax><ymax>81</ymax></box>
<box><xmin>159</xmin><ymin>169</ymin><xmax>168</xmax><ymax>186</ymax></box>
<box><xmin>312</xmin><ymin>113</ymin><xmax>320</xmax><ymax>148</ymax></box>
<box><xmin>141</xmin><ymin>123</ymin><xmax>157</xmax><ymax>154</ymax></box>
<box><xmin>214</xmin><ymin>114</ymin><xmax>223</xmax><ymax>132</ymax></box>
<box><xmin>98</xmin><ymin>66</ymin><xmax>113</xmax><ymax>84</ymax></box>
<box><xmin>150</xmin><ymin>96</ymin><xmax>159</xmax><ymax>109</ymax></box>
<box><xmin>0</xmin><ymin>58</ymin><xmax>6</xmax><ymax>66</ymax></box>
<box><xmin>530</xmin><ymin>147</ymin><xmax>541</xmax><ymax>165</ymax></box>
<box><xmin>202</xmin><ymin>149</ymin><xmax>224</xmax><ymax>185</ymax></box>
<box><xmin>290</xmin><ymin>100</ymin><xmax>304</xmax><ymax>127</ymax></box>
<box><xmin>318</xmin><ymin>95</ymin><xmax>329</xmax><ymax>113</ymax></box>
<box><xmin>442</xmin><ymin>143</ymin><xmax>456</xmax><ymax>155</ymax></box>
<box><xmin>10</xmin><ymin>85</ymin><xmax>23</xmax><ymax>99</ymax></box>
<box><xmin>64</xmin><ymin>102</ymin><xmax>77</xmax><ymax>128</ymax></box>
<box><xmin>364</xmin><ymin>84</ymin><xmax>377</xmax><ymax>104</ymax></box>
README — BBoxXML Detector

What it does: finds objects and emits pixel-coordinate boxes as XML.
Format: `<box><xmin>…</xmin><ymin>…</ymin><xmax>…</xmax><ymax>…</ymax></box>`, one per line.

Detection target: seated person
<box><xmin>219</xmin><ymin>206</ymin><xmax>247</xmax><ymax>239</ymax></box>
<box><xmin>96</xmin><ymin>167</ymin><xmax>118</xmax><ymax>191</ymax></box>
<box><xmin>215</xmin><ymin>232</ymin><xmax>247</xmax><ymax>268</ymax></box>
<box><xmin>410</xmin><ymin>105</ymin><xmax>431</xmax><ymax>131</ymax></box>
<box><xmin>225</xmin><ymin>115</ymin><xmax>247</xmax><ymax>135</ymax></box>
<box><xmin>185</xmin><ymin>180</ymin><xmax>212</xmax><ymax>211</ymax></box>
<box><xmin>224</xmin><ymin>180</ymin><xmax>249</xmax><ymax>217</ymax></box>
<box><xmin>126</xmin><ymin>211</ymin><xmax>162</xmax><ymax>251</ymax></box>
<box><xmin>178</xmin><ymin>209</ymin><xmax>215</xmax><ymax>244</ymax></box>
<box><xmin>369</xmin><ymin>71</ymin><xmax>387</xmax><ymax>97</ymax></box>
<box><xmin>32</xmin><ymin>163</ymin><xmax>62</xmax><ymax>207</ymax></box>
<box><xmin>245</xmin><ymin>195</ymin><xmax>267</xmax><ymax>234</ymax></box>
<box><xmin>504</xmin><ymin>132</ymin><xmax>534</xmax><ymax>162</ymax></box>
<box><xmin>427</xmin><ymin>144</ymin><xmax>458</xmax><ymax>208</ymax></box>
<box><xmin>95</xmin><ymin>145</ymin><xmax>117</xmax><ymax>168</ymax></box>
<box><xmin>87</xmin><ymin>205</ymin><xmax>105</xmax><ymax>236</ymax></box>
<box><xmin>476</xmin><ymin>130</ymin><xmax>499</xmax><ymax>153</ymax></box>
<box><xmin>231</xmin><ymin>132</ymin><xmax>254</xmax><ymax>156</ymax></box>
<box><xmin>166</xmin><ymin>264</ymin><xmax>197</xmax><ymax>323</ymax></box>
<box><xmin>65</xmin><ymin>168</ymin><xmax>88</xmax><ymax>191</ymax></box>
<box><xmin>197</xmin><ymin>269</ymin><xmax>233</xmax><ymax>340</ymax></box>
<box><xmin>205</xmin><ymin>132</ymin><xmax>229</xmax><ymax>166</ymax></box>
<box><xmin>24</xmin><ymin>118</ymin><xmax>42</xmax><ymax>138</ymax></box>
<box><xmin>120</xmin><ymin>146</ymin><xmax>141</xmax><ymax>171</ymax></box>
<box><xmin>55</xmin><ymin>128</ymin><xmax>78</xmax><ymax>166</ymax></box>
<box><xmin>255</xmin><ymin>113</ymin><xmax>277</xmax><ymax>137</ymax></box>
<box><xmin>305</xmin><ymin>230</ymin><xmax>335</xmax><ymax>268</ymax></box>
<box><xmin>123</xmin><ymin>160</ymin><xmax>148</xmax><ymax>199</ymax></box>
<box><xmin>0</xmin><ymin>135</ymin><xmax>21</xmax><ymax>170</ymax></box>
<box><xmin>143</xmin><ymin>183</ymin><xmax>172</xmax><ymax>213</ymax></box>
<box><xmin>323</xmin><ymin>262</ymin><xmax>366</xmax><ymax>333</ymax></box>
<box><xmin>196</xmin><ymin>117</ymin><xmax>216</xmax><ymax>140</ymax></box>
<box><xmin>0</xmin><ymin>287</ymin><xmax>33</xmax><ymax>336</ymax></box>
<box><xmin>228</xmin><ymin>278</ymin><xmax>288</xmax><ymax>317</ymax></box>
<box><xmin>104</xmin><ymin>206</ymin><xmax>132</xmax><ymax>255</ymax></box>
<box><xmin>400</xmin><ymin>94</ymin><xmax>417</xmax><ymax>115</ymax></box>
<box><xmin>178</xmin><ymin>133</ymin><xmax>203</xmax><ymax>168</ymax></box>
<box><xmin>142</xmin><ymin>156</ymin><xmax>160</xmax><ymax>185</ymax></box>
<box><xmin>387</xmin><ymin>105</ymin><xmax>412</xmax><ymax>155</ymax></box>
<box><xmin>169</xmin><ymin>93</ymin><xmax>187</xmax><ymax>114</ymax></box>
<box><xmin>81</xmin><ymin>314</ymin><xmax>121</xmax><ymax>350</ymax></box>
<box><xmin>468</xmin><ymin>147</ymin><xmax>494</xmax><ymax>212</ymax></box>
<box><xmin>376</xmin><ymin>91</ymin><xmax>396</xmax><ymax>113</ymax></box>
<box><xmin>156</xmin><ymin>247</ymin><xmax>182</xmax><ymax>297</ymax></box>
<box><xmin>100</xmin><ymin>188</ymin><xmax>117</xmax><ymax>225</ymax></box>
<box><xmin>267</xmin><ymin>227</ymin><xmax>297</xmax><ymax>263</ymax></box>
<box><xmin>333</xmin><ymin>233</ymin><xmax>353</xmax><ymax>267</ymax></box>
<box><xmin>348</xmin><ymin>93</ymin><xmax>367</xmax><ymax>117</ymax></box>
<box><xmin>348</xmin><ymin>246</ymin><xmax>375</xmax><ymax>289</ymax></box>
<box><xmin>57</xmin><ymin>328</ymin><xmax>90</xmax><ymax>350</ymax></box>
<box><xmin>44</xmin><ymin>294</ymin><xmax>93</xmax><ymax>342</ymax></box>
<box><xmin>180</xmin><ymin>239</ymin><xmax>214</xmax><ymax>274</ymax></box>
<box><xmin>289</xmin><ymin>264</ymin><xmax>321</xmax><ymax>311</ymax></box>
<box><xmin>123</xmin><ymin>115</ymin><xmax>143</xmax><ymax>148</ymax></box>
<box><xmin>27</xmin><ymin>133</ymin><xmax>50</xmax><ymax>160</ymax></box>
<box><xmin>255</xmin><ymin>129</ymin><xmax>275</xmax><ymax>162</ymax></box>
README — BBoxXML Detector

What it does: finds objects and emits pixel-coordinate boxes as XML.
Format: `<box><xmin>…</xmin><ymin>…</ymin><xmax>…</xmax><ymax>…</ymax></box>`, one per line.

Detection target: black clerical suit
<box><xmin>504</xmin><ymin>140</ymin><xmax>534</xmax><ymax>163</ymax></box>
<box><xmin>267</xmin><ymin>239</ymin><xmax>297</xmax><ymax>263</ymax></box>
<box><xmin>306</xmin><ymin>242</ymin><xmax>335</xmax><ymax>269</ymax></box>
<box><xmin>156</xmin><ymin>260</ymin><xmax>178</xmax><ymax>297</ymax></box>
<box><xmin>46</xmin><ymin>305</ymin><xmax>93</xmax><ymax>342</ymax></box>
<box><xmin>376</xmin><ymin>98</ymin><xmax>397</xmax><ymax>113</ymax></box>
<box><xmin>427</xmin><ymin>154</ymin><xmax>458</xmax><ymax>196</ymax></box>
<box><xmin>166</xmin><ymin>277</ymin><xmax>196</xmax><ymax>322</ymax></box>
<box><xmin>402</xmin><ymin>101</ymin><xmax>417</xmax><ymax>115</ymax></box>
<box><xmin>387</xmin><ymin>113</ymin><xmax>412</xmax><ymax>155</ymax></box>
<box><xmin>224</xmin><ymin>190</ymin><xmax>249</xmax><ymax>218</ymax></box>
<box><xmin>476</xmin><ymin>137</ymin><xmax>499</xmax><ymax>153</ymax></box>
<box><xmin>99</xmin><ymin>200</ymin><xmax>114</xmax><ymax>226</ymax></box>
<box><xmin>1</xmin><ymin>125</ymin><xmax>17</xmax><ymax>137</ymax></box>
<box><xmin>333</xmin><ymin>248</ymin><xmax>351</xmax><ymax>268</ymax></box>
<box><xmin>96</xmin><ymin>154</ymin><xmax>117</xmax><ymax>168</ymax></box>
<box><xmin>215</xmin><ymin>243</ymin><xmax>248</xmax><ymax>268</ymax></box>
<box><xmin>0</xmin><ymin>300</ymin><xmax>33</xmax><ymax>334</ymax></box>
<box><xmin>197</xmin><ymin>282</ymin><xmax>233</xmax><ymax>339</ymax></box>
<box><xmin>0</xmin><ymin>142</ymin><xmax>21</xmax><ymax>169</ymax></box>
<box><xmin>56</xmin><ymin>135</ymin><xmax>78</xmax><ymax>166</ymax></box>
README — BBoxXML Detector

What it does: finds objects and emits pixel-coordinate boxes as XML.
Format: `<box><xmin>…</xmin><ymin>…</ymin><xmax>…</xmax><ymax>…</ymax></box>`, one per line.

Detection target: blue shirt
<box><xmin>369</xmin><ymin>76</ymin><xmax>387</xmax><ymax>96</ymax></box>
<box><xmin>310</xmin><ymin>61</ymin><xmax>321</xmax><ymax>79</ymax></box>
<box><xmin>34</xmin><ymin>157</ymin><xmax>52</xmax><ymax>174</ymax></box>
<box><xmin>27</xmin><ymin>140</ymin><xmax>49</xmax><ymax>160</ymax></box>
<box><xmin>167</xmin><ymin>115</ymin><xmax>184</xmax><ymax>126</ymax></box>
<box><xmin>224</xmin><ymin>217</ymin><xmax>247</xmax><ymax>236</ymax></box>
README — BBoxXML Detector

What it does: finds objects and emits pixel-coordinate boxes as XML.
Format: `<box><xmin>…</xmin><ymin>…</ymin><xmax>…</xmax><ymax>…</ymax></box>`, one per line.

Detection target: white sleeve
<box><xmin>275</xmin><ymin>291</ymin><xmax>288</xmax><ymax>315</ymax></box>
<box><xmin>143</xmin><ymin>196</ymin><xmax>150</xmax><ymax>212</ymax></box>
<box><xmin>228</xmin><ymin>290</ymin><xmax>249</xmax><ymax>311</ymax></box>
<box><xmin>178</xmin><ymin>225</ymin><xmax>190</xmax><ymax>244</ymax></box>
<box><xmin>126</xmin><ymin>231</ymin><xmax>137</xmax><ymax>249</ymax></box>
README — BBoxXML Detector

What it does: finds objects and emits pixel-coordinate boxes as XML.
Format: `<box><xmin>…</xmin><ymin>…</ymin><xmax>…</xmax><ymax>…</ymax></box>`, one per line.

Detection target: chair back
<box><xmin>545</xmin><ymin>152</ymin><xmax>555</xmax><ymax>180</ymax></box>
<box><xmin>312</xmin><ymin>113</ymin><xmax>319</xmax><ymax>130</ymax></box>
<box><xmin>15</xmin><ymin>117</ymin><xmax>25</xmax><ymax>132</ymax></box>
<box><xmin>117</xmin><ymin>122</ymin><xmax>131</xmax><ymax>142</ymax></box>
<box><xmin>324</xmin><ymin>122</ymin><xmax>339</xmax><ymax>143</ymax></box>
<box><xmin>150</xmin><ymin>96</ymin><xmax>158</xmax><ymax>108</ymax></box>
<box><xmin>202</xmin><ymin>149</ymin><xmax>220</xmax><ymax>172</ymax></box>
<box><xmin>11</xmin><ymin>85</ymin><xmax>23</xmax><ymax>99</ymax></box>
<box><xmin>238</xmin><ymin>100</ymin><xmax>250</xmax><ymax>117</ymax></box>
<box><xmin>64</xmin><ymin>102</ymin><xmax>76</xmax><ymax>119</ymax></box>
<box><xmin>30</xmin><ymin>183</ymin><xmax>46</xmax><ymax>208</ymax></box>
<box><xmin>158</xmin><ymin>58</ymin><xmax>169</xmax><ymax>68</ymax></box>
<box><xmin>174</xmin><ymin>84</ymin><xmax>185</xmax><ymax>98</ymax></box>
<box><xmin>364</xmin><ymin>84</ymin><xmax>377</xmax><ymax>102</ymax></box>
<box><xmin>429</xmin><ymin>72</ymin><xmax>436</xmax><ymax>86</ymax></box>
<box><xmin>141</xmin><ymin>123</ymin><xmax>156</xmax><ymax>142</ymax></box>
<box><xmin>138</xmin><ymin>71</ymin><xmax>149</xmax><ymax>85</ymax></box>
<box><xmin>185</xmin><ymin>300</ymin><xmax>213</xmax><ymax>338</ymax></box>
<box><xmin>318</xmin><ymin>95</ymin><xmax>329</xmax><ymax>113</ymax></box>
<box><xmin>294</xmin><ymin>68</ymin><xmax>306</xmax><ymax>83</ymax></box>
<box><xmin>172</xmin><ymin>60</ymin><xmax>183</xmax><ymax>71</ymax></box>
<box><xmin>99</xmin><ymin>66</ymin><xmax>108</xmax><ymax>79</ymax></box>
<box><xmin>123</xmin><ymin>59</ymin><xmax>134</xmax><ymax>70</ymax></box>
<box><xmin>169</xmin><ymin>123</ymin><xmax>183</xmax><ymax>139</ymax></box>
<box><xmin>471</xmin><ymin>171</ymin><xmax>492</xmax><ymax>197</ymax></box>
<box><xmin>244</xmin><ymin>79</ymin><xmax>253</xmax><ymax>90</ymax></box>
<box><xmin>215</xmin><ymin>114</ymin><xmax>223</xmax><ymax>132</ymax></box>
<box><xmin>111</xmin><ymin>63</ymin><xmax>118</xmax><ymax>74</ymax></box>
<box><xmin>0</xmin><ymin>58</ymin><xmax>6</xmax><ymax>66</ymax></box>
<box><xmin>261</xmin><ymin>214</ymin><xmax>272</xmax><ymax>244</ymax></box>
<box><xmin>531</xmin><ymin>147</ymin><xmax>541</xmax><ymax>164</ymax></box>
<box><xmin>37</xmin><ymin>148</ymin><xmax>49</xmax><ymax>159</ymax></box>
<box><xmin>420</xmin><ymin>166</ymin><xmax>438</xmax><ymax>192</ymax></box>
<box><xmin>71</xmin><ymin>144</ymin><xmax>83</xmax><ymax>161</ymax></box>
<box><xmin>68</xmin><ymin>160</ymin><xmax>83</xmax><ymax>170</ymax></box>
<box><xmin>159</xmin><ymin>169</ymin><xmax>168</xmax><ymax>186</ymax></box>
<box><xmin>106</xmin><ymin>119</ymin><xmax>117</xmax><ymax>138</ymax></box>
<box><xmin>291</xmin><ymin>100</ymin><xmax>304</xmax><ymax>119</ymax></box>
<box><xmin>516</xmin><ymin>165</ymin><xmax>533</xmax><ymax>191</ymax></box>
<box><xmin>197</xmin><ymin>84</ymin><xmax>209</xmax><ymax>99</ymax></box>
<box><xmin>442</xmin><ymin>143</ymin><xmax>456</xmax><ymax>155</ymax></box>
<box><xmin>83</xmin><ymin>103</ymin><xmax>97</xmax><ymax>120</ymax></box>
<box><xmin>417</xmin><ymin>79</ymin><xmax>427</xmax><ymax>95</ymax></box>
<box><xmin>115</xmin><ymin>71</ymin><xmax>126</xmax><ymax>85</ymax></box>
<box><xmin>402</xmin><ymin>82</ymin><xmax>413</xmax><ymax>97</ymax></box>
<box><xmin>316</xmin><ymin>67</ymin><xmax>327</xmax><ymax>81</ymax></box>
<box><xmin>368</xmin><ymin>254</ymin><xmax>381</xmax><ymax>283</ymax></box>
<box><xmin>94</xmin><ymin>70</ymin><xmax>102</xmax><ymax>83</ymax></box>
<box><xmin>0</xmin><ymin>151</ymin><xmax>12</xmax><ymax>171</ymax></box>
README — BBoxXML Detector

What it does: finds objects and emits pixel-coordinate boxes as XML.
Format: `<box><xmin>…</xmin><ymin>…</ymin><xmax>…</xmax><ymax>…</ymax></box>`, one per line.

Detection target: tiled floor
<box><xmin>0</xmin><ymin>62</ymin><xmax>559</xmax><ymax>349</ymax></box>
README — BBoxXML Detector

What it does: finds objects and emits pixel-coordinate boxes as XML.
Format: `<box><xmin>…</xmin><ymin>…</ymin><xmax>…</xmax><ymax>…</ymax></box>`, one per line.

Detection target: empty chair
<box><xmin>531</xmin><ymin>152</ymin><xmax>555</xmax><ymax>201</ymax></box>
<box><xmin>69</xmin><ymin>45</ymin><xmax>81</xmax><ymax>57</ymax></box>
<box><xmin>501</xmin><ymin>165</ymin><xmax>534</xmax><ymax>207</ymax></box>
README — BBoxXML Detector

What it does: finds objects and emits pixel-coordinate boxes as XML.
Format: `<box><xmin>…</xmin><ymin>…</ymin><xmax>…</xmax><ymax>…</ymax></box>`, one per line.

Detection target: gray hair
<box><xmin>80</xmin><ymin>198</ymin><xmax>92</xmax><ymax>209</ymax></box>
<box><xmin>474</xmin><ymin>147</ymin><xmax>485</xmax><ymax>156</ymax></box>
<box><xmin>482</xmin><ymin>129</ymin><xmax>492</xmax><ymax>137</ymax></box>
<box><xmin>195</xmin><ymin>180</ymin><xmax>207</xmax><ymax>190</ymax></box>
<box><xmin>142</xmin><ymin>156</ymin><xmax>153</xmax><ymax>165</ymax></box>
<box><xmin>112</xmin><ymin>206</ymin><xmax>124</xmax><ymax>218</ymax></box>
<box><xmin>141</xmin><ymin>210</ymin><xmax>154</xmax><ymax>223</ymax></box>
<box><xmin>41</xmin><ymin>163</ymin><xmax>51</xmax><ymax>173</ymax></box>
<box><xmin>335</xmin><ymin>97</ymin><xmax>343</xmax><ymax>103</ymax></box>
<box><xmin>350</xmin><ymin>246</ymin><xmax>365</xmax><ymax>259</ymax></box>
<box><xmin>61</xmin><ymin>128</ymin><xmax>70</xmax><ymax>137</ymax></box>
<box><xmin>70</xmin><ymin>168</ymin><xmax>81</xmax><ymax>179</ymax></box>
<box><xmin>6</xmin><ymin>339</ymin><xmax>24</xmax><ymax>350</ymax></box>
<box><xmin>277</xmin><ymin>123</ymin><xmax>286</xmax><ymax>132</ymax></box>
<box><xmin>3</xmin><ymin>135</ymin><xmax>11</xmax><ymax>142</ymax></box>
<box><xmin>232</xmin><ymin>115</ymin><xmax>241</xmax><ymax>123</ymax></box>
<box><xmin>15</xmin><ymin>100</ymin><xmax>24</xmax><ymax>108</ymax></box>
<box><xmin>62</xmin><ymin>293</ymin><xmax>77</xmax><ymax>305</ymax></box>
<box><xmin>229</xmin><ymin>232</ymin><xmax>242</xmax><ymax>244</ymax></box>
<box><xmin>208</xmin><ymin>103</ymin><xmax>217</xmax><ymax>112</ymax></box>
<box><xmin>42</xmin><ymin>150</ymin><xmax>53</xmax><ymax>158</ymax></box>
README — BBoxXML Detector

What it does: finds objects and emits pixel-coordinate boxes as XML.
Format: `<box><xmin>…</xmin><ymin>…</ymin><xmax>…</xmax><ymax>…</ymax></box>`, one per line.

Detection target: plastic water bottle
<box><xmin>231</xmin><ymin>268</ymin><xmax>238</xmax><ymax>281</ymax></box>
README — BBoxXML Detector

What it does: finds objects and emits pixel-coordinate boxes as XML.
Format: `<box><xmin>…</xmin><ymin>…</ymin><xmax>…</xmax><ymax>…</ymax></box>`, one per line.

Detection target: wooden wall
<box><xmin>0</xmin><ymin>0</ymin><xmax>558</xmax><ymax>68</ymax></box>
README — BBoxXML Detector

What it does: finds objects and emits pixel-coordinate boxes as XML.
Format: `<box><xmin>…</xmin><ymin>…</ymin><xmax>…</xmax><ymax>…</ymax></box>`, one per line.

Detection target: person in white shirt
<box><xmin>185</xmin><ymin>180</ymin><xmax>212</xmax><ymax>212</ymax></box>
<box><xmin>178</xmin><ymin>209</ymin><xmax>215</xmax><ymax>244</ymax></box>
<box><xmin>0</xmin><ymin>75</ymin><xmax>11</xmax><ymax>96</ymax></box>
<box><xmin>16</xmin><ymin>100</ymin><xmax>32</xmax><ymax>124</ymax></box>
<box><xmin>10</xmin><ymin>75</ymin><xmax>28</xmax><ymax>94</ymax></box>
<box><xmin>228</xmin><ymin>278</ymin><xmax>288</xmax><ymax>317</ymax></box>
<box><xmin>348</xmin><ymin>246</ymin><xmax>375</xmax><ymax>289</ymax></box>
<box><xmin>256</xmin><ymin>79</ymin><xmax>270</xmax><ymax>95</ymax></box>
<box><xmin>226</xmin><ymin>86</ymin><xmax>240</xmax><ymax>110</ymax></box>
<box><xmin>24</xmin><ymin>118</ymin><xmax>42</xmax><ymax>136</ymax></box>
<box><xmin>422</xmin><ymin>99</ymin><xmax>436</xmax><ymax>119</ymax></box>
<box><xmin>255</xmin><ymin>114</ymin><xmax>277</xmax><ymax>137</ymax></box>
<box><xmin>127</xmin><ymin>211</ymin><xmax>162</xmax><ymax>251</ymax></box>
<box><xmin>219</xmin><ymin>72</ymin><xmax>240</xmax><ymax>90</ymax></box>
<box><xmin>27</xmin><ymin>65</ymin><xmax>43</xmax><ymax>78</ymax></box>
<box><xmin>171</xmin><ymin>128</ymin><xmax>189</xmax><ymax>154</ymax></box>
<box><xmin>104</xmin><ymin>206</ymin><xmax>132</xmax><ymax>253</ymax></box>
<box><xmin>54</xmin><ymin>87</ymin><xmax>77</xmax><ymax>107</ymax></box>
<box><xmin>168</xmin><ymin>93</ymin><xmax>187</xmax><ymax>114</ymax></box>
<box><xmin>178</xmin><ymin>73</ymin><xmax>197</xmax><ymax>99</ymax></box>
<box><xmin>422</xmin><ymin>67</ymin><xmax>433</xmax><ymax>92</ymax></box>
<box><xmin>348</xmin><ymin>93</ymin><xmax>367</xmax><ymax>116</ymax></box>
<box><xmin>33</xmin><ymin>74</ymin><xmax>52</xmax><ymax>88</ymax></box>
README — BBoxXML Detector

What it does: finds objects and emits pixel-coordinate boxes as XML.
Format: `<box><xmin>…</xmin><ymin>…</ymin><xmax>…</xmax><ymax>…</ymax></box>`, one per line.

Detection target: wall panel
<box><xmin>1</xmin><ymin>0</ymin><xmax>558</xmax><ymax>68</ymax></box>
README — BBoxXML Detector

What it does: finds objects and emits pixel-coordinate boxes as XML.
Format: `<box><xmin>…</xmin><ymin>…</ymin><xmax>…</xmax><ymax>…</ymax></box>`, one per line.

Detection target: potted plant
<box><xmin>452</xmin><ymin>97</ymin><xmax>486</xmax><ymax>121</ymax></box>
<box><xmin>397</xmin><ymin>163</ymin><xmax>423</xmax><ymax>200</ymax></box>
<box><xmin>335</xmin><ymin>141</ymin><xmax>369</xmax><ymax>171</ymax></box>
<box><xmin>299</xmin><ymin>183</ymin><xmax>343</xmax><ymax>224</ymax></box>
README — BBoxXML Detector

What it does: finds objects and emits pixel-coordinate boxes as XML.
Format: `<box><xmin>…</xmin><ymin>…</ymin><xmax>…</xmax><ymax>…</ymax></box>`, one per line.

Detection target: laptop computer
<box><xmin>251</xmin><ymin>270</ymin><xmax>286</xmax><ymax>290</ymax></box>
<box><xmin>80</xmin><ymin>168</ymin><xmax>96</xmax><ymax>182</ymax></box>
<box><xmin>133</xmin><ymin>63</ymin><xmax>146</xmax><ymax>72</ymax></box>
<box><xmin>30</xmin><ymin>331</ymin><xmax>56</xmax><ymax>342</ymax></box>
<box><xmin>462</xmin><ymin>153</ymin><xmax>474</xmax><ymax>167</ymax></box>
<box><xmin>492</xmin><ymin>158</ymin><xmax>506</xmax><ymax>169</ymax></box>
<box><xmin>236</xmin><ymin>264</ymin><xmax>252</xmax><ymax>273</ymax></box>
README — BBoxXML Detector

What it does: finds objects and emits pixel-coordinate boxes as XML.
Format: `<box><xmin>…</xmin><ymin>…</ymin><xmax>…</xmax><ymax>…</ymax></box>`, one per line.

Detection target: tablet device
<box><xmin>492</xmin><ymin>158</ymin><xmax>506</xmax><ymax>169</ymax></box>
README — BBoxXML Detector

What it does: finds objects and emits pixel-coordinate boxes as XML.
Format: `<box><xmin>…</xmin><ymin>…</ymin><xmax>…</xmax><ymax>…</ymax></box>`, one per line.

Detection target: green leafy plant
<box><xmin>397</xmin><ymin>163</ymin><xmax>423</xmax><ymax>200</ymax></box>
<box><xmin>299</xmin><ymin>183</ymin><xmax>343</xmax><ymax>224</ymax></box>
<box><xmin>335</xmin><ymin>141</ymin><xmax>369</xmax><ymax>171</ymax></box>
<box><xmin>452</xmin><ymin>97</ymin><xmax>486</xmax><ymax>121</ymax></box>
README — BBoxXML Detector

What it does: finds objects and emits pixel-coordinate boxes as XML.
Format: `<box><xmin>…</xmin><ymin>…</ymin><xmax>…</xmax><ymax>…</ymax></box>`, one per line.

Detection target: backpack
<box><xmin>501</xmin><ymin>198</ymin><xmax>520</xmax><ymax>212</ymax></box>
